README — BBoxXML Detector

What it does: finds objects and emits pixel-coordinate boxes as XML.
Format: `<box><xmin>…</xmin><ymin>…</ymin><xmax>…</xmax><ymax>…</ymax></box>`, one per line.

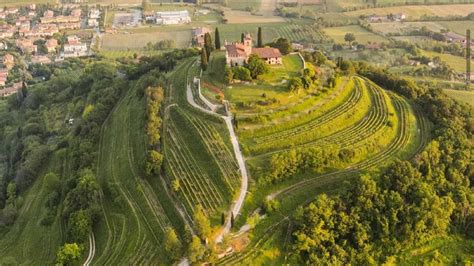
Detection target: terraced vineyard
<box><xmin>216</xmin><ymin>74</ymin><xmax>430</xmax><ymax>264</ymax></box>
<box><xmin>162</xmin><ymin>59</ymin><xmax>242</xmax><ymax>223</ymax></box>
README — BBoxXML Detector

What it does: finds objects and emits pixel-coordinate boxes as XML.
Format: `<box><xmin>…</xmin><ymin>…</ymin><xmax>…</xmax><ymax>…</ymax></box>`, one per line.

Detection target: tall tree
<box><xmin>204</xmin><ymin>32</ymin><xmax>213</xmax><ymax>58</ymax></box>
<box><xmin>344</xmin><ymin>33</ymin><xmax>355</xmax><ymax>46</ymax></box>
<box><xmin>164</xmin><ymin>227</ymin><xmax>182</xmax><ymax>261</ymax></box>
<box><xmin>257</xmin><ymin>27</ymin><xmax>263</xmax><ymax>48</ymax></box>
<box><xmin>188</xmin><ymin>236</ymin><xmax>205</xmax><ymax>263</ymax></box>
<box><xmin>201</xmin><ymin>47</ymin><xmax>208</xmax><ymax>71</ymax></box>
<box><xmin>241</xmin><ymin>33</ymin><xmax>245</xmax><ymax>43</ymax></box>
<box><xmin>194</xmin><ymin>205</ymin><xmax>211</xmax><ymax>240</ymax></box>
<box><xmin>214</xmin><ymin>27</ymin><xmax>221</xmax><ymax>50</ymax></box>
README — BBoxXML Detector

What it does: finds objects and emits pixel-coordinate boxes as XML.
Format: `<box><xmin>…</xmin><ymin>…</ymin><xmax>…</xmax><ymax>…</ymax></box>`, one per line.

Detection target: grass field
<box><xmin>102</xmin><ymin>29</ymin><xmax>193</xmax><ymax>49</ymax></box>
<box><xmin>444</xmin><ymin>89</ymin><xmax>474</xmax><ymax>106</ymax></box>
<box><xmin>438</xmin><ymin>21</ymin><xmax>473</xmax><ymax>36</ymax></box>
<box><xmin>222</xmin><ymin>54</ymin><xmax>304</xmax><ymax>114</ymax></box>
<box><xmin>422</xmin><ymin>50</ymin><xmax>469</xmax><ymax>73</ymax></box>
<box><xmin>0</xmin><ymin>0</ymin><xmax>55</xmax><ymax>6</ymax></box>
<box><xmin>323</xmin><ymin>25</ymin><xmax>388</xmax><ymax>44</ymax></box>
<box><xmin>99</xmin><ymin>49</ymin><xmax>164</xmax><ymax>59</ymax></box>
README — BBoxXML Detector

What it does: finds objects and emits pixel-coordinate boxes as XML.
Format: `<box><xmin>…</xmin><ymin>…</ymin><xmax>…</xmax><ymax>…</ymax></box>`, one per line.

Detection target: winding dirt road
<box><xmin>186</xmin><ymin>82</ymin><xmax>248</xmax><ymax>243</ymax></box>
<box><xmin>83</xmin><ymin>233</ymin><xmax>95</xmax><ymax>266</ymax></box>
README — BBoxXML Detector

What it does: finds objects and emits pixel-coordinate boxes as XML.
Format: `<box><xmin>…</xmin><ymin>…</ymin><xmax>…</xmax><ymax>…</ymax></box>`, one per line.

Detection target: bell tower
<box><xmin>244</xmin><ymin>33</ymin><xmax>252</xmax><ymax>47</ymax></box>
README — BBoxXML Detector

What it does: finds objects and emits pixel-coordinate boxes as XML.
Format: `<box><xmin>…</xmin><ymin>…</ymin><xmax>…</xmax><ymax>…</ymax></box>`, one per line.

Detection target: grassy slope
<box><xmin>0</xmin><ymin>150</ymin><xmax>67</xmax><ymax>265</ymax></box>
<box><xmin>444</xmin><ymin>89</ymin><xmax>474</xmax><ymax>107</ymax></box>
<box><xmin>93</xmin><ymin>86</ymin><xmax>183</xmax><ymax>264</ymax></box>
<box><xmin>422</xmin><ymin>50</ymin><xmax>470</xmax><ymax>73</ymax></box>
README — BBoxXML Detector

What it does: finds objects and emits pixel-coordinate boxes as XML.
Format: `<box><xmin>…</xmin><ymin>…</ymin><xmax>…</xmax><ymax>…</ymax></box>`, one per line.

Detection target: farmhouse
<box><xmin>225</xmin><ymin>34</ymin><xmax>282</xmax><ymax>67</ymax></box>
<box><xmin>192</xmin><ymin>27</ymin><xmax>211</xmax><ymax>47</ymax></box>
<box><xmin>252</xmin><ymin>48</ymin><xmax>283</xmax><ymax>65</ymax></box>
<box><xmin>156</xmin><ymin>11</ymin><xmax>191</xmax><ymax>25</ymax></box>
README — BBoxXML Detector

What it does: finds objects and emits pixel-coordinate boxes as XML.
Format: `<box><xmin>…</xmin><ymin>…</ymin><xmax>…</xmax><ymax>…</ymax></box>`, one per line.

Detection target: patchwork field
<box><xmin>323</xmin><ymin>25</ymin><xmax>388</xmax><ymax>44</ymax></box>
<box><xmin>344</xmin><ymin>3</ymin><xmax>474</xmax><ymax>18</ymax></box>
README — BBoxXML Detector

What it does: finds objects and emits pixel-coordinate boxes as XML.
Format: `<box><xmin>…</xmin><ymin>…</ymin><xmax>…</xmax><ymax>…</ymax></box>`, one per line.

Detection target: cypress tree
<box><xmin>215</xmin><ymin>27</ymin><xmax>221</xmax><ymax>50</ymax></box>
<box><xmin>257</xmin><ymin>27</ymin><xmax>263</xmax><ymax>48</ymax></box>
<box><xmin>201</xmin><ymin>47</ymin><xmax>208</xmax><ymax>71</ymax></box>
<box><xmin>221</xmin><ymin>213</ymin><xmax>225</xmax><ymax>225</ymax></box>
<box><xmin>204</xmin><ymin>32</ymin><xmax>213</xmax><ymax>58</ymax></box>
<box><xmin>230</xmin><ymin>212</ymin><xmax>235</xmax><ymax>228</ymax></box>
<box><xmin>241</xmin><ymin>33</ymin><xmax>245</xmax><ymax>43</ymax></box>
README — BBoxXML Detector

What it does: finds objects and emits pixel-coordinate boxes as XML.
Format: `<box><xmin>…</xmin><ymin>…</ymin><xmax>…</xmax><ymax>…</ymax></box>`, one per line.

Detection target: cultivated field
<box><xmin>101</xmin><ymin>29</ymin><xmax>193</xmax><ymax>50</ymax></box>
<box><xmin>323</xmin><ymin>25</ymin><xmax>388</xmax><ymax>44</ymax></box>
<box><xmin>345</xmin><ymin>4</ymin><xmax>474</xmax><ymax>19</ymax></box>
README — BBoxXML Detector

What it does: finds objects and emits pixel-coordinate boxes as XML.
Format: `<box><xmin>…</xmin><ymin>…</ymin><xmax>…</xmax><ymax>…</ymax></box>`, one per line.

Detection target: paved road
<box><xmin>186</xmin><ymin>83</ymin><xmax>248</xmax><ymax>243</ymax></box>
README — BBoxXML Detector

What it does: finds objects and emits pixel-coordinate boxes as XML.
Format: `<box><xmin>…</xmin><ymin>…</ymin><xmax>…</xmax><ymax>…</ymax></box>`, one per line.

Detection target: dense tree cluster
<box><xmin>288</xmin><ymin>65</ymin><xmax>320</xmax><ymax>93</ymax></box>
<box><xmin>263</xmin><ymin>145</ymin><xmax>342</xmax><ymax>184</ymax></box>
<box><xmin>267</xmin><ymin>37</ymin><xmax>292</xmax><ymax>55</ymax></box>
<box><xmin>145</xmin><ymin>86</ymin><xmax>164</xmax><ymax>175</ymax></box>
<box><xmin>292</xmin><ymin>63</ymin><xmax>474</xmax><ymax>264</ymax></box>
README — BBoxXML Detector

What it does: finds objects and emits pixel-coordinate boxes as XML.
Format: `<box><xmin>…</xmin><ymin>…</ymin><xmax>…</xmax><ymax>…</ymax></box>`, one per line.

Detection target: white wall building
<box><xmin>156</xmin><ymin>10</ymin><xmax>191</xmax><ymax>25</ymax></box>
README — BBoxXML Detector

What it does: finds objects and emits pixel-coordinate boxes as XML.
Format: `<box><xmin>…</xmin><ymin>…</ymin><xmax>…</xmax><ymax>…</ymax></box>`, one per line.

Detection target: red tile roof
<box><xmin>252</xmin><ymin>48</ymin><xmax>282</xmax><ymax>59</ymax></box>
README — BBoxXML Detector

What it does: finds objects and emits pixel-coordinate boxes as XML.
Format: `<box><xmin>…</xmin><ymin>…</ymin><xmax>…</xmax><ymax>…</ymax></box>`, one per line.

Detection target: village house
<box><xmin>192</xmin><ymin>27</ymin><xmax>211</xmax><ymax>47</ymax></box>
<box><xmin>225</xmin><ymin>34</ymin><xmax>282</xmax><ymax>67</ymax></box>
<box><xmin>21</xmin><ymin>24</ymin><xmax>59</xmax><ymax>38</ymax></box>
<box><xmin>31</xmin><ymin>55</ymin><xmax>52</xmax><ymax>65</ymax></box>
<box><xmin>156</xmin><ymin>11</ymin><xmax>191</xmax><ymax>25</ymax></box>
<box><xmin>5</xmin><ymin>8</ymin><xmax>19</xmax><ymax>15</ymax></box>
<box><xmin>367</xmin><ymin>15</ymin><xmax>386</xmax><ymax>23</ymax></box>
<box><xmin>71</xmin><ymin>9</ymin><xmax>82</xmax><ymax>18</ymax></box>
<box><xmin>0</xmin><ymin>82</ymin><xmax>23</xmax><ymax>98</ymax></box>
<box><xmin>292</xmin><ymin>43</ymin><xmax>304</xmax><ymax>51</ymax></box>
<box><xmin>0</xmin><ymin>24</ymin><xmax>16</xmax><ymax>38</ymax></box>
<box><xmin>88</xmin><ymin>8</ymin><xmax>101</xmax><ymax>27</ymax></box>
<box><xmin>89</xmin><ymin>8</ymin><xmax>100</xmax><ymax>19</ymax></box>
<box><xmin>16</xmin><ymin>39</ymin><xmax>37</xmax><ymax>54</ymax></box>
<box><xmin>143</xmin><ymin>11</ymin><xmax>156</xmax><ymax>23</ymax></box>
<box><xmin>88</xmin><ymin>18</ymin><xmax>99</xmax><ymax>27</ymax></box>
<box><xmin>46</xmin><ymin>39</ymin><xmax>59</xmax><ymax>53</ymax></box>
<box><xmin>2</xmin><ymin>54</ymin><xmax>15</xmax><ymax>70</ymax></box>
<box><xmin>0</xmin><ymin>69</ymin><xmax>8</xmax><ymax>87</ymax></box>
<box><xmin>63</xmin><ymin>35</ymin><xmax>88</xmax><ymax>58</ymax></box>
<box><xmin>392</xmin><ymin>13</ymin><xmax>406</xmax><ymax>21</ymax></box>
